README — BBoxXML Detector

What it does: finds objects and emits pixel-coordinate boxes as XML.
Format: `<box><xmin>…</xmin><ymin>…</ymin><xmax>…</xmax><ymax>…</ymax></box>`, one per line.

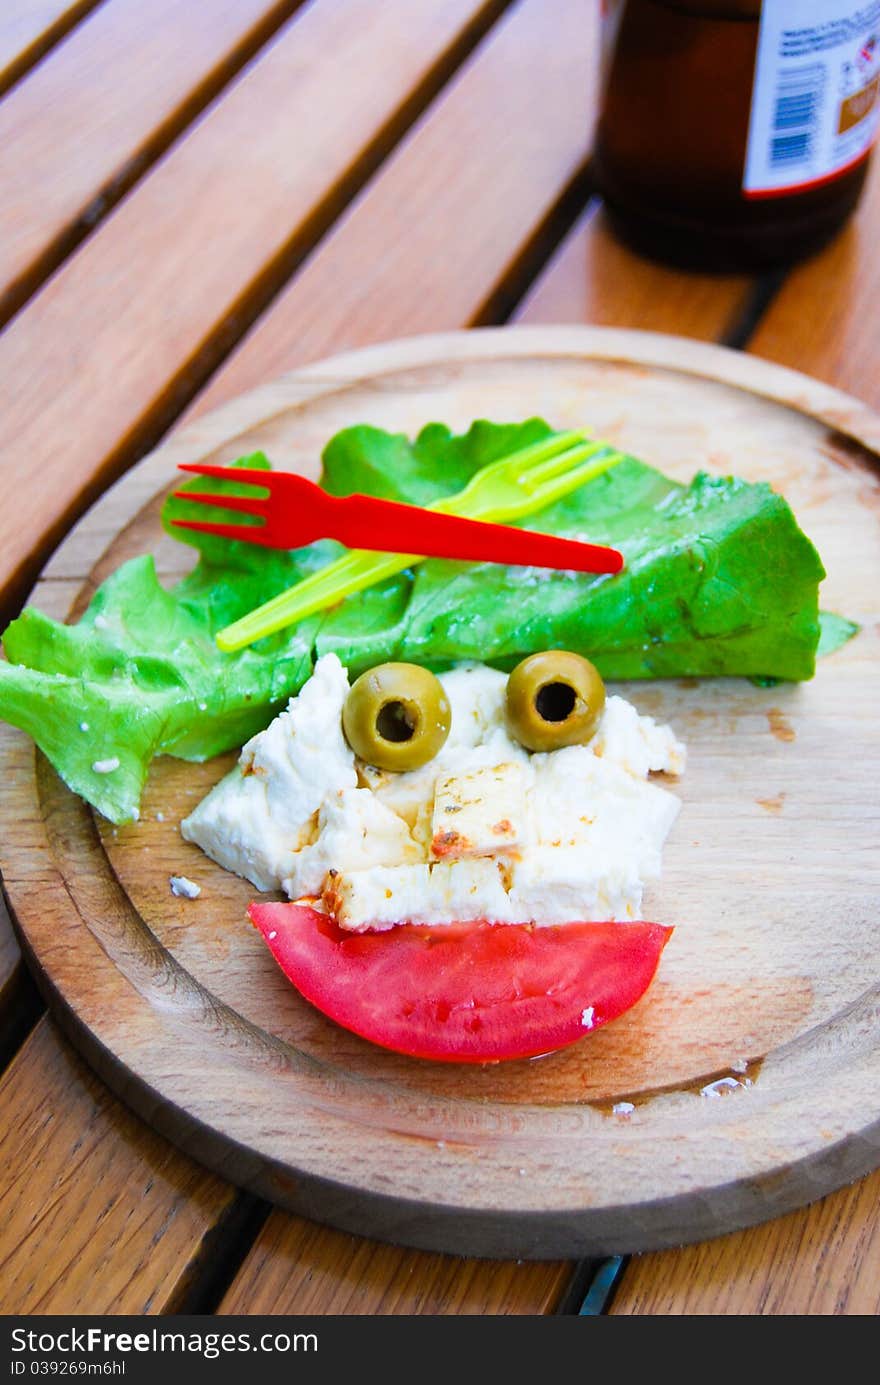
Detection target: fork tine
<box><xmin>500</xmin><ymin>430</ymin><xmax>587</xmax><ymax>471</ymax></box>
<box><xmin>177</xmin><ymin>462</ymin><xmax>274</xmax><ymax>489</ymax></box>
<box><xmin>516</xmin><ymin>440</ymin><xmax>606</xmax><ymax>489</ymax></box>
<box><xmin>526</xmin><ymin>450</ymin><xmax>624</xmax><ymax>504</ymax></box>
<box><xmin>171</xmin><ymin>489</ymin><xmax>268</xmax><ymax>517</ymax></box>
<box><xmin>170</xmin><ymin>518</ymin><xmax>272</xmax><ymax>543</ymax></box>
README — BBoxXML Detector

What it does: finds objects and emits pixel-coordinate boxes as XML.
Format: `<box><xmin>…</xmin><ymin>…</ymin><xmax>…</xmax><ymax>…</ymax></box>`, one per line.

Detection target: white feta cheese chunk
<box><xmin>424</xmin><ymin>859</ymin><xmax>514</xmax><ymax>925</ymax></box>
<box><xmin>240</xmin><ymin>652</ymin><xmax>356</xmax><ymax>823</ymax></box>
<box><xmin>181</xmin><ymin>653</ymin><xmax>356</xmax><ymax>890</ymax></box>
<box><xmin>592</xmin><ymin>694</ymin><xmax>686</xmax><ymax>778</ymax></box>
<box><xmin>179</xmin><ymin>768</ymin><xmax>309</xmax><ymax>893</ymax></box>
<box><xmin>324</xmin><ymin>863</ymin><xmax>429</xmax><ymax>931</ymax></box>
<box><xmin>430</xmin><ymin>761</ymin><xmax>531</xmax><ymax>860</ymax></box>
<box><xmin>366</xmin><ymin>730</ymin><xmax>528</xmax><ymax>830</ymax></box>
<box><xmin>507</xmin><ymin>846</ymin><xmax>643</xmax><ymax>925</ymax></box>
<box><xmin>506</xmin><ymin>748</ymin><xmax>682</xmax><ymax>924</ymax></box>
<box><xmin>325</xmin><ymin>858</ymin><xmax>514</xmax><ymax>931</ymax></box>
<box><xmin>437</xmin><ymin>663</ymin><xmax>509</xmax><ymax>748</ymax></box>
<box><xmin>530</xmin><ymin>746</ymin><xmax>680</xmax><ymax>868</ymax></box>
<box><xmin>282</xmin><ymin>788</ymin><xmax>421</xmax><ymax>899</ymax></box>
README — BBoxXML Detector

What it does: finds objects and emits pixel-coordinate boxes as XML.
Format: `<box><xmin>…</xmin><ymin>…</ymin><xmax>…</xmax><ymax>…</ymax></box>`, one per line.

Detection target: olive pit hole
<box><xmin>376</xmin><ymin>699</ymin><xmax>417</xmax><ymax>743</ymax></box>
<box><xmin>535</xmin><ymin>681</ymin><xmax>577</xmax><ymax>723</ymax></box>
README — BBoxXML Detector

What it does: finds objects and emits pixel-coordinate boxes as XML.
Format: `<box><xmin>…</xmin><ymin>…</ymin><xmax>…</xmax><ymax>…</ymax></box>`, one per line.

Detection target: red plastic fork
<box><xmin>171</xmin><ymin>463</ymin><xmax>624</xmax><ymax>575</ymax></box>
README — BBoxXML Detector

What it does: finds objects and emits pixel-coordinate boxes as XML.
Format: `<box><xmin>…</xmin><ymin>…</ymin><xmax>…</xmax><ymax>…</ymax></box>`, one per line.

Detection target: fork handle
<box><xmin>324</xmin><ymin>492</ymin><xmax>622</xmax><ymax>574</ymax></box>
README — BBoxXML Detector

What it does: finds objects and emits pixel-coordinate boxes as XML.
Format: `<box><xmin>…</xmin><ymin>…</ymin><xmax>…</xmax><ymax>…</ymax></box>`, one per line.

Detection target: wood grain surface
<box><xmin>0</xmin><ymin>1020</ymin><xmax>241</xmax><ymax>1314</ymax></box>
<box><xmin>220</xmin><ymin>1217</ymin><xmax>574</xmax><ymax>1315</ymax></box>
<box><xmin>515</xmin><ymin>202</ymin><xmax>752</xmax><ymax>339</ymax></box>
<box><xmin>187</xmin><ymin>0</ymin><xmax>597</xmax><ymax>421</ymax></box>
<box><xmin>0</xmin><ymin>0</ymin><xmax>304</xmax><ymax>321</ymax></box>
<box><xmin>3</xmin><ymin>328</ymin><xmax>878</xmax><ymax>1262</ymax></box>
<box><xmin>0</xmin><ymin>0</ymin><xmax>99</xmax><ymax>98</ymax></box>
<box><xmin>749</xmin><ymin>151</ymin><xmax>880</xmax><ymax>408</ymax></box>
<box><xmin>0</xmin><ymin>0</ymin><xmax>508</xmax><ymax>619</ymax></box>
<box><xmin>611</xmin><ymin>1168</ymin><xmax>880</xmax><ymax>1315</ymax></box>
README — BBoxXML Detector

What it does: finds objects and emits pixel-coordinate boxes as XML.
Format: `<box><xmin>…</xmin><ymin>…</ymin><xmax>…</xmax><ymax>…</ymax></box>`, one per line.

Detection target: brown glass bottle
<box><xmin>595</xmin><ymin>0</ymin><xmax>876</xmax><ymax>270</ymax></box>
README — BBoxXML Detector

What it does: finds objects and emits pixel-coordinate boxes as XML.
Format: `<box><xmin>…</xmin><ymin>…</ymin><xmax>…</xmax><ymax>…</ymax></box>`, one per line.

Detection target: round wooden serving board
<box><xmin>2</xmin><ymin>327</ymin><xmax>879</xmax><ymax>1259</ymax></box>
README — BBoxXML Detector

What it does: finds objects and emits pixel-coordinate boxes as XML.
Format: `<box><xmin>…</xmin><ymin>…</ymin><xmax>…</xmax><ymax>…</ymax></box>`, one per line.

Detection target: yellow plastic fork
<box><xmin>215</xmin><ymin>430</ymin><xmax>625</xmax><ymax>651</ymax></box>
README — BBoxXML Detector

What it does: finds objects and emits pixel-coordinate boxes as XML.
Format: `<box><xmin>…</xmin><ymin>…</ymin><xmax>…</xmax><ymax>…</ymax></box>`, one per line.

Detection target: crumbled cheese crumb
<box><xmin>700</xmin><ymin>1076</ymin><xmax>741</xmax><ymax>1099</ymax></box>
<box><xmin>169</xmin><ymin>875</ymin><xmax>201</xmax><ymax>899</ymax></box>
<box><xmin>581</xmin><ymin>1006</ymin><xmax>595</xmax><ymax>1029</ymax></box>
<box><xmin>268</xmin><ymin>930</ymin><xmax>277</xmax><ymax>940</ymax></box>
<box><xmin>79</xmin><ymin>721</ymin><xmax>89</xmax><ymax>732</ymax></box>
<box><xmin>156</xmin><ymin>811</ymin><xmax>165</xmax><ymax>823</ymax></box>
<box><xmin>91</xmin><ymin>757</ymin><xmax>120</xmax><ymax>774</ymax></box>
<box><xmin>730</xmin><ymin>1058</ymin><xmax>748</xmax><ymax>1074</ymax></box>
<box><xmin>198</xmin><ymin>702</ymin><xmax>208</xmax><ymax>712</ymax></box>
<box><xmin>93</xmin><ymin>614</ymin><xmax>109</xmax><ymax>630</ymax></box>
<box><xmin>612</xmin><ymin>1101</ymin><xmax>635</xmax><ymax>1117</ymax></box>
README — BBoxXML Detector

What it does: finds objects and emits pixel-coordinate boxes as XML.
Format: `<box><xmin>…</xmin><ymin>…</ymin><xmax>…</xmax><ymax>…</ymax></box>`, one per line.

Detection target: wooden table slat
<box><xmin>188</xmin><ymin>0</ymin><xmax>599</xmax><ymax>421</ymax></box>
<box><xmin>0</xmin><ymin>0</ymin><xmax>511</xmax><ymax>622</ymax></box>
<box><xmin>220</xmin><ymin>1215</ymin><xmax>575</xmax><ymax>1315</ymax></box>
<box><xmin>610</xmin><ymin>1174</ymin><xmax>880</xmax><ymax>1316</ymax></box>
<box><xmin>0</xmin><ymin>1019</ymin><xmax>241</xmax><ymax>1315</ymax></box>
<box><xmin>748</xmin><ymin>151</ymin><xmax>880</xmax><ymax>411</ymax></box>
<box><xmin>0</xmin><ymin>0</ymin><xmax>306</xmax><ymax>323</ymax></box>
<box><xmin>515</xmin><ymin>202</ymin><xmax>753</xmax><ymax>340</ymax></box>
<box><xmin>0</xmin><ymin>0</ymin><xmax>100</xmax><ymax>99</ymax></box>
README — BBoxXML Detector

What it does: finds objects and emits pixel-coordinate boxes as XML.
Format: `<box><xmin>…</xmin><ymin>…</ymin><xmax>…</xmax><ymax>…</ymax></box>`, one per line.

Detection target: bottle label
<box><xmin>744</xmin><ymin>0</ymin><xmax>880</xmax><ymax>197</ymax></box>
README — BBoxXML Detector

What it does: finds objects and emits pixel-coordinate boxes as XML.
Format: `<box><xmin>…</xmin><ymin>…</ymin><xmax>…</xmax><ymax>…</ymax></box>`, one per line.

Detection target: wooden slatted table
<box><xmin>1</xmin><ymin>0</ymin><xmax>878</xmax><ymax>1316</ymax></box>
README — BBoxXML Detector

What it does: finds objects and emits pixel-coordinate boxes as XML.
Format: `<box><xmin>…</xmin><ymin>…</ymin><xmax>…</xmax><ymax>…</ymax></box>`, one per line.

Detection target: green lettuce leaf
<box><xmin>817</xmin><ymin>610</ymin><xmax>860</xmax><ymax>658</ymax></box>
<box><xmin>0</xmin><ymin>420</ymin><xmax>831</xmax><ymax>823</ymax></box>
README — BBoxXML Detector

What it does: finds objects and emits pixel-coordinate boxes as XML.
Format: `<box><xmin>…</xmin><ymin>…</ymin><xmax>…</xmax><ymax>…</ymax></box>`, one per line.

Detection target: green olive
<box><xmin>342</xmin><ymin>663</ymin><xmax>451</xmax><ymax>771</ymax></box>
<box><xmin>505</xmin><ymin>651</ymin><xmax>605</xmax><ymax>752</ymax></box>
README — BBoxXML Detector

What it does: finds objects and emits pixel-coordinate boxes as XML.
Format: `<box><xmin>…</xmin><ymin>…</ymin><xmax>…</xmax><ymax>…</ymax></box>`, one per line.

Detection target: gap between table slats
<box><xmin>0</xmin><ymin>0</ymin><xmax>101</xmax><ymax>99</ymax></box>
<box><xmin>0</xmin><ymin>0</ymin><xmax>515</xmax><ymax>626</ymax></box>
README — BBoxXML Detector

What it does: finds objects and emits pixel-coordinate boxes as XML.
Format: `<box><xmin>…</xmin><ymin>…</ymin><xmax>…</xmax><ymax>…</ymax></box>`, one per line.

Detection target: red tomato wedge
<box><xmin>250</xmin><ymin>902</ymin><xmax>672</xmax><ymax>1063</ymax></box>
